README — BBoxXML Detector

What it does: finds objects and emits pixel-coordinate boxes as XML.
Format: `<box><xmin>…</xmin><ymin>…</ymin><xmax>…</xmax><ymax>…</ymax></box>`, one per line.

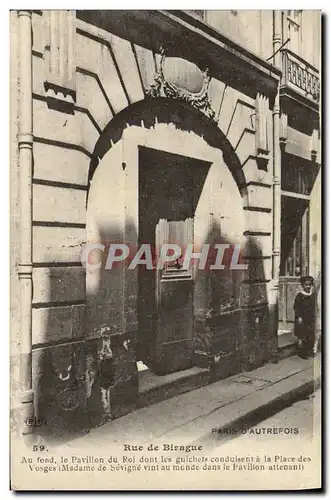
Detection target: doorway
<box><xmin>137</xmin><ymin>146</ymin><xmax>210</xmax><ymax>375</ymax></box>
<box><xmin>279</xmin><ymin>152</ymin><xmax>313</xmax><ymax>333</ymax></box>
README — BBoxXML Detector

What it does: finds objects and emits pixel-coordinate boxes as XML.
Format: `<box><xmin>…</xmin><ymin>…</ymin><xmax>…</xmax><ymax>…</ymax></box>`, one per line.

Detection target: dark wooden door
<box><xmin>137</xmin><ymin>147</ymin><xmax>207</xmax><ymax>375</ymax></box>
<box><xmin>154</xmin><ymin>218</ymin><xmax>194</xmax><ymax>374</ymax></box>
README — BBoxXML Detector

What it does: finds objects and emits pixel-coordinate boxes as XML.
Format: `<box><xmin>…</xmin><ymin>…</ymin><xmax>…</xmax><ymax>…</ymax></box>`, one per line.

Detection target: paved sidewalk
<box><xmin>60</xmin><ymin>354</ymin><xmax>321</xmax><ymax>452</ymax></box>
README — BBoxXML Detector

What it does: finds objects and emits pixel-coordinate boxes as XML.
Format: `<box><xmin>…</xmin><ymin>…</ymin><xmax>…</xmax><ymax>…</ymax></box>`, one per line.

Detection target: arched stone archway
<box><xmin>87</xmin><ymin>98</ymin><xmax>248</xmax><ymax>200</ymax></box>
<box><xmin>83</xmin><ymin>99</ymin><xmax>271</xmax><ymax>424</ymax></box>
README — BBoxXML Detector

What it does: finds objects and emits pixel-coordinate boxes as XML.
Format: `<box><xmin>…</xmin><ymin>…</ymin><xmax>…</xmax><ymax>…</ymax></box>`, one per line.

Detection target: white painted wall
<box><xmin>85</xmin><ymin>122</ymin><xmax>247</xmax><ymax>336</ymax></box>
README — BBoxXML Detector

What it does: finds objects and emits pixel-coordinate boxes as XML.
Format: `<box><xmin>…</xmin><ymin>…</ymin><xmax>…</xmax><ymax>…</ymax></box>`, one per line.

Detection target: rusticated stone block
<box><xmin>33</xmin><ymin>184</ymin><xmax>86</xmax><ymax>224</ymax></box>
<box><xmin>201</xmin><ymin>309</ymin><xmax>242</xmax><ymax>381</ymax></box>
<box><xmin>33</xmin><ymin>142</ymin><xmax>90</xmax><ymax>185</ymax></box>
<box><xmin>239</xmin><ymin>305</ymin><xmax>271</xmax><ymax>371</ymax></box>
<box><xmin>33</xmin><ymin>226</ymin><xmax>85</xmax><ymax>264</ymax></box>
<box><xmin>244</xmin><ymin>183</ymin><xmax>272</xmax><ymax>210</ymax></box>
<box><xmin>32</xmin><ymin>266</ymin><xmax>86</xmax><ymax>304</ymax></box>
<box><xmin>33</xmin><ymin>342</ymin><xmax>89</xmax><ymax>442</ymax></box>
<box><xmin>32</xmin><ymin>304</ymin><xmax>85</xmax><ymax>345</ymax></box>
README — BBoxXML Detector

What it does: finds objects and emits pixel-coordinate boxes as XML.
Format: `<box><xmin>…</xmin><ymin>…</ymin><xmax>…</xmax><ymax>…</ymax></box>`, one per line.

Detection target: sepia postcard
<box><xmin>10</xmin><ymin>9</ymin><xmax>322</xmax><ymax>491</ymax></box>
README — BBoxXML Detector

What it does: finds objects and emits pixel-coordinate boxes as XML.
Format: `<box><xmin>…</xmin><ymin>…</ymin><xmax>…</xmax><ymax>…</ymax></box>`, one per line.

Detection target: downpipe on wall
<box><xmin>270</xmin><ymin>10</ymin><xmax>282</xmax><ymax>359</ymax></box>
<box><xmin>18</xmin><ymin>10</ymin><xmax>34</xmax><ymax>441</ymax></box>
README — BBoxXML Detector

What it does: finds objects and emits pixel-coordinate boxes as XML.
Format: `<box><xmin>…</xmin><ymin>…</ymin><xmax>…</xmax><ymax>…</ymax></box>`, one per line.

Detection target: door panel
<box><xmin>156</xmin><ymin>278</ymin><xmax>193</xmax><ymax>374</ymax></box>
<box><xmin>278</xmin><ymin>277</ymin><xmax>301</xmax><ymax>331</ymax></box>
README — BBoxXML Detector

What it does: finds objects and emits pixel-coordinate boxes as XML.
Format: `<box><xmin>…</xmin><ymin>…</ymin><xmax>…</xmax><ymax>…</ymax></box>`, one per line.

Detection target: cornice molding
<box><xmin>77</xmin><ymin>10</ymin><xmax>281</xmax><ymax>101</ymax></box>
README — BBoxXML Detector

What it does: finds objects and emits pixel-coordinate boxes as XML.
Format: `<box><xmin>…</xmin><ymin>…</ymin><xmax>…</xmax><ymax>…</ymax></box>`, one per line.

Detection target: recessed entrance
<box><xmin>279</xmin><ymin>152</ymin><xmax>314</xmax><ymax>335</ymax></box>
<box><xmin>86</xmin><ymin>118</ymin><xmax>246</xmax><ymax>419</ymax></box>
<box><xmin>137</xmin><ymin>146</ymin><xmax>210</xmax><ymax>375</ymax></box>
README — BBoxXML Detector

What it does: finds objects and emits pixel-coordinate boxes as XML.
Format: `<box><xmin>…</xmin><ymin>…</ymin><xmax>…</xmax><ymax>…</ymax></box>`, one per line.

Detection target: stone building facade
<box><xmin>10</xmin><ymin>10</ymin><xmax>321</xmax><ymax>439</ymax></box>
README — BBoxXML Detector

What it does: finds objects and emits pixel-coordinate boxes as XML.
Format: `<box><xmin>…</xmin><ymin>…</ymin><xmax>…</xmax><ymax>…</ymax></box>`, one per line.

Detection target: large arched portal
<box><xmin>85</xmin><ymin>99</ymin><xmax>252</xmax><ymax>421</ymax></box>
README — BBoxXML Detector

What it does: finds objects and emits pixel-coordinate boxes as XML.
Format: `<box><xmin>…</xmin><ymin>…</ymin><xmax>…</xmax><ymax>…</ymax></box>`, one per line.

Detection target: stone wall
<box><xmin>12</xmin><ymin>10</ymin><xmax>284</xmax><ymax>434</ymax></box>
<box><xmin>200</xmin><ymin>10</ymin><xmax>320</xmax><ymax>70</ymax></box>
<box><xmin>204</xmin><ymin>10</ymin><xmax>273</xmax><ymax>61</ymax></box>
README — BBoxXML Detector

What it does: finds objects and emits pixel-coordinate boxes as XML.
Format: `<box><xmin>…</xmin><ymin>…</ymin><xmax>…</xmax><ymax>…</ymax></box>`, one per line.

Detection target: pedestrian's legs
<box><xmin>296</xmin><ymin>335</ymin><xmax>303</xmax><ymax>355</ymax></box>
<box><xmin>307</xmin><ymin>339</ymin><xmax>314</xmax><ymax>357</ymax></box>
<box><xmin>300</xmin><ymin>336</ymin><xmax>309</xmax><ymax>359</ymax></box>
<box><xmin>306</xmin><ymin>326</ymin><xmax>316</xmax><ymax>357</ymax></box>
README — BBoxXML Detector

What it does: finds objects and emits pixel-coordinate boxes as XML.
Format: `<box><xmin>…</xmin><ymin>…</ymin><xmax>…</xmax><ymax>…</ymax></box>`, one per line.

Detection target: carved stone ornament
<box><xmin>44</xmin><ymin>10</ymin><xmax>76</xmax><ymax>110</ymax></box>
<box><xmin>147</xmin><ymin>48</ymin><xmax>216</xmax><ymax>121</ymax></box>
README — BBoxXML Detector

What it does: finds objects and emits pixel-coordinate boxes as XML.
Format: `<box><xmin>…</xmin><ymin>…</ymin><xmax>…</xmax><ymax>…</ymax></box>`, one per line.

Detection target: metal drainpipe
<box><xmin>271</xmin><ymin>11</ymin><xmax>282</xmax><ymax>352</ymax></box>
<box><xmin>18</xmin><ymin>10</ymin><xmax>34</xmax><ymax>439</ymax></box>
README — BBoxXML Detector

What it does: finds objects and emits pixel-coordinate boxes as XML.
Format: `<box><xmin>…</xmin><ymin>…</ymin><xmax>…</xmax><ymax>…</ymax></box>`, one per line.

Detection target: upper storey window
<box><xmin>286</xmin><ymin>10</ymin><xmax>303</xmax><ymax>55</ymax></box>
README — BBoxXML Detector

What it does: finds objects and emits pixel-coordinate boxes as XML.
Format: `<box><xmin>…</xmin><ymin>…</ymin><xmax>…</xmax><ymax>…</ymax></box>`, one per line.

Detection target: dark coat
<box><xmin>293</xmin><ymin>291</ymin><xmax>316</xmax><ymax>340</ymax></box>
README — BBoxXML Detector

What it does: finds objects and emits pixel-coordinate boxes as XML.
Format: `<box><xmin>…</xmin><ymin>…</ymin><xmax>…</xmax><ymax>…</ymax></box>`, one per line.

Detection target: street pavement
<box><xmin>57</xmin><ymin>354</ymin><xmax>320</xmax><ymax>451</ymax></box>
<box><xmin>205</xmin><ymin>389</ymin><xmax>322</xmax><ymax>490</ymax></box>
<box><xmin>14</xmin><ymin>357</ymin><xmax>321</xmax><ymax>491</ymax></box>
<box><xmin>211</xmin><ymin>389</ymin><xmax>321</xmax><ymax>450</ymax></box>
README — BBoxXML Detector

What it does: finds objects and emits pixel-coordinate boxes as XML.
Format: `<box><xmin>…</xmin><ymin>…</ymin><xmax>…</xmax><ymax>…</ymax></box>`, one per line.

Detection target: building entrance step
<box><xmin>138</xmin><ymin>365</ymin><xmax>210</xmax><ymax>409</ymax></box>
<box><xmin>278</xmin><ymin>331</ymin><xmax>297</xmax><ymax>360</ymax></box>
